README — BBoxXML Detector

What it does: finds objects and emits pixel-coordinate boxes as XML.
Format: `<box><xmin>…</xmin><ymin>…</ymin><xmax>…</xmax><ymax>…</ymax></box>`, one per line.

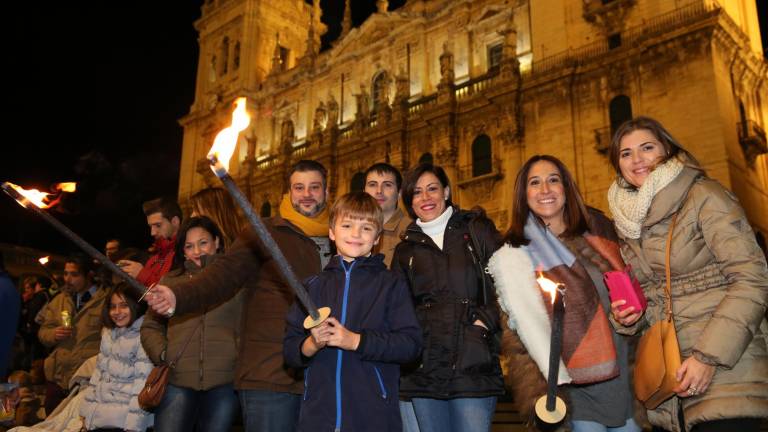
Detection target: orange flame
<box><xmin>208</xmin><ymin>97</ymin><xmax>251</xmax><ymax>173</ymax></box>
<box><xmin>55</xmin><ymin>183</ymin><xmax>77</xmax><ymax>193</ymax></box>
<box><xmin>39</xmin><ymin>256</ymin><xmax>50</xmax><ymax>265</ymax></box>
<box><xmin>536</xmin><ymin>271</ymin><xmax>561</xmax><ymax>305</ymax></box>
<box><xmin>6</xmin><ymin>182</ymin><xmax>53</xmax><ymax>208</ymax></box>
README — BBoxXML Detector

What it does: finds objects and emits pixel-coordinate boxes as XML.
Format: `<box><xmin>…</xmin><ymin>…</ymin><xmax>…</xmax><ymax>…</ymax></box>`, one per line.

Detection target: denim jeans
<box><xmin>154</xmin><ymin>383</ymin><xmax>239</xmax><ymax>432</ymax></box>
<box><xmin>571</xmin><ymin>418</ymin><xmax>642</xmax><ymax>432</ymax></box>
<box><xmin>239</xmin><ymin>388</ymin><xmax>300</xmax><ymax>432</ymax></box>
<box><xmin>411</xmin><ymin>396</ymin><xmax>497</xmax><ymax>432</ymax></box>
<box><xmin>399</xmin><ymin>400</ymin><xmax>421</xmax><ymax>432</ymax></box>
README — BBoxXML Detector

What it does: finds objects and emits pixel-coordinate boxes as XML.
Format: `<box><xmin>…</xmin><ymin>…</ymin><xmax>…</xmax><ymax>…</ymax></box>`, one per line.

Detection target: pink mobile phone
<box><xmin>604</xmin><ymin>265</ymin><xmax>647</xmax><ymax>313</ymax></box>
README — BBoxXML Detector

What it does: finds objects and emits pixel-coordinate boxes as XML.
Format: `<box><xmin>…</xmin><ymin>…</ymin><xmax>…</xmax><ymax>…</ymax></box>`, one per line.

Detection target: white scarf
<box><xmin>607</xmin><ymin>157</ymin><xmax>684</xmax><ymax>239</ymax></box>
<box><xmin>416</xmin><ymin>207</ymin><xmax>453</xmax><ymax>250</ymax></box>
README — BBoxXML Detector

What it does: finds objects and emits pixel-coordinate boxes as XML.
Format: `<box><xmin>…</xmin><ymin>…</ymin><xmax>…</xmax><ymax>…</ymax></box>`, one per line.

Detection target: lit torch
<box><xmin>36</xmin><ymin>256</ymin><xmax>56</xmax><ymax>280</ymax></box>
<box><xmin>534</xmin><ymin>272</ymin><xmax>567</xmax><ymax>425</ymax></box>
<box><xmin>1</xmin><ymin>182</ymin><xmax>146</xmax><ymax>299</ymax></box>
<box><xmin>207</xmin><ymin>98</ymin><xmax>328</xmax><ymax>328</ymax></box>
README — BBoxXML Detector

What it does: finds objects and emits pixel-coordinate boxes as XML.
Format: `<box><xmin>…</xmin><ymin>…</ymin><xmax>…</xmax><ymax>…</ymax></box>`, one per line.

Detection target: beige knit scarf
<box><xmin>607</xmin><ymin>157</ymin><xmax>684</xmax><ymax>239</ymax></box>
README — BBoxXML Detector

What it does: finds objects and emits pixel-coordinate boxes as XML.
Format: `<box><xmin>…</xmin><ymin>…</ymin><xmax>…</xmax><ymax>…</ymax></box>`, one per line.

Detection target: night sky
<box><xmin>1</xmin><ymin>0</ymin><xmax>765</xmax><ymax>257</ymax></box>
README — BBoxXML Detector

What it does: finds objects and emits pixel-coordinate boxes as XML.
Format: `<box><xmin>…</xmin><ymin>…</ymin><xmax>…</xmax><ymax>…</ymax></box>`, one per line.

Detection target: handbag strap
<box><xmin>663</xmin><ymin>213</ymin><xmax>678</xmax><ymax>321</ymax></box>
<box><xmin>168</xmin><ymin>319</ymin><xmax>202</xmax><ymax>368</ymax></box>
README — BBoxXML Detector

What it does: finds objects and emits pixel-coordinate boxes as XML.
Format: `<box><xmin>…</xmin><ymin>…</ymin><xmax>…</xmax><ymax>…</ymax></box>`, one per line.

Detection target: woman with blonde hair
<box><xmin>608</xmin><ymin>116</ymin><xmax>768</xmax><ymax>431</ymax></box>
<box><xmin>189</xmin><ymin>187</ymin><xmax>244</xmax><ymax>248</ymax></box>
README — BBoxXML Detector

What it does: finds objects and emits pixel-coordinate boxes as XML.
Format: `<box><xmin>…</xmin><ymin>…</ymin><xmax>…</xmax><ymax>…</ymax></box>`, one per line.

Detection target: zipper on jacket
<box><xmin>373</xmin><ymin>366</ymin><xmax>387</xmax><ymax>399</ymax></box>
<box><xmin>303</xmin><ymin>366</ymin><xmax>311</xmax><ymax>401</ymax></box>
<box><xmin>335</xmin><ymin>257</ymin><xmax>356</xmax><ymax>432</ymax></box>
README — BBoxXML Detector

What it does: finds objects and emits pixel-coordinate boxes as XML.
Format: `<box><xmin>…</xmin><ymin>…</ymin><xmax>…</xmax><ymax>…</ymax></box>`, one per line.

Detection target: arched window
<box><xmin>472</xmin><ymin>134</ymin><xmax>492</xmax><ymax>177</ymax></box>
<box><xmin>418</xmin><ymin>152</ymin><xmax>433</xmax><ymax>165</ymax></box>
<box><xmin>260</xmin><ymin>202</ymin><xmax>271</xmax><ymax>218</ymax></box>
<box><xmin>350</xmin><ymin>172</ymin><xmax>366</xmax><ymax>192</ymax></box>
<box><xmin>609</xmin><ymin>95</ymin><xmax>632</xmax><ymax>135</ymax></box>
<box><xmin>221</xmin><ymin>37</ymin><xmax>230</xmax><ymax>75</ymax></box>
<box><xmin>372</xmin><ymin>72</ymin><xmax>388</xmax><ymax>113</ymax></box>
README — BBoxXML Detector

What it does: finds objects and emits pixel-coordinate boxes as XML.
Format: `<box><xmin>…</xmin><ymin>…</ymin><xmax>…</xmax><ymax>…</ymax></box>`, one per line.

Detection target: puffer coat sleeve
<box><xmin>687</xmin><ymin>180</ymin><xmax>768</xmax><ymax>367</ymax></box>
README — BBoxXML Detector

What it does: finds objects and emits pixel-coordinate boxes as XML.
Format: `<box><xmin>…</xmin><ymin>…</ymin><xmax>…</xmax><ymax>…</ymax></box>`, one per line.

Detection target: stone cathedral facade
<box><xmin>177</xmin><ymin>0</ymin><xmax>768</xmax><ymax>240</ymax></box>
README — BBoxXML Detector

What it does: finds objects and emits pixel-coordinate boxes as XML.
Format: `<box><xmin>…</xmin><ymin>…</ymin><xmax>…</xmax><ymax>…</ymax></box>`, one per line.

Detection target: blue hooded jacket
<box><xmin>284</xmin><ymin>254</ymin><xmax>422</xmax><ymax>432</ymax></box>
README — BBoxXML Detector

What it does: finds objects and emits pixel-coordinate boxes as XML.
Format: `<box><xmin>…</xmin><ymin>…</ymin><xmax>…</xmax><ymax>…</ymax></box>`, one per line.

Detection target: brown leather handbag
<box><xmin>138</xmin><ymin>320</ymin><xmax>200</xmax><ymax>410</ymax></box>
<box><xmin>633</xmin><ymin>213</ymin><xmax>683</xmax><ymax>410</ymax></box>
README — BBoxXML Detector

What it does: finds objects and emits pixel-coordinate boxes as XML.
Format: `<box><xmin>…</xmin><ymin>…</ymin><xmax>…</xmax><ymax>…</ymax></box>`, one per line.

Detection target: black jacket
<box><xmin>284</xmin><ymin>254</ymin><xmax>422</xmax><ymax>432</ymax></box>
<box><xmin>392</xmin><ymin>208</ymin><xmax>505</xmax><ymax>399</ymax></box>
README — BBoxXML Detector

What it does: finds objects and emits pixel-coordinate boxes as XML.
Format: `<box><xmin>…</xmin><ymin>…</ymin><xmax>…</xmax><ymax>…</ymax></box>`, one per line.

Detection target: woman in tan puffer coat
<box><xmin>607</xmin><ymin>116</ymin><xmax>768</xmax><ymax>432</ymax></box>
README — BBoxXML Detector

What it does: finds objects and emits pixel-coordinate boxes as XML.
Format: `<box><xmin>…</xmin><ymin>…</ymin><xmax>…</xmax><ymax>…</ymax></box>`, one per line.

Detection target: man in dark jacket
<box><xmin>284</xmin><ymin>192</ymin><xmax>421</xmax><ymax>432</ymax></box>
<box><xmin>147</xmin><ymin>160</ymin><xmax>333</xmax><ymax>432</ymax></box>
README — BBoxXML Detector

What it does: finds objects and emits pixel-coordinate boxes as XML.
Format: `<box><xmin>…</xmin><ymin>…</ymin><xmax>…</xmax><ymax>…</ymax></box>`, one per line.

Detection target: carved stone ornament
<box><xmin>582</xmin><ymin>0</ymin><xmax>637</xmax><ymax>35</ymax></box>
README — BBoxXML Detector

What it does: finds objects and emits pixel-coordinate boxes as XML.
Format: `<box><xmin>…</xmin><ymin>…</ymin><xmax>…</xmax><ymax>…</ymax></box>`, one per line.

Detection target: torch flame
<box><xmin>208</xmin><ymin>97</ymin><xmax>251</xmax><ymax>173</ymax></box>
<box><xmin>39</xmin><ymin>256</ymin><xmax>50</xmax><ymax>265</ymax></box>
<box><xmin>536</xmin><ymin>271</ymin><xmax>560</xmax><ymax>305</ymax></box>
<box><xmin>55</xmin><ymin>183</ymin><xmax>77</xmax><ymax>193</ymax></box>
<box><xmin>6</xmin><ymin>182</ymin><xmax>53</xmax><ymax>208</ymax></box>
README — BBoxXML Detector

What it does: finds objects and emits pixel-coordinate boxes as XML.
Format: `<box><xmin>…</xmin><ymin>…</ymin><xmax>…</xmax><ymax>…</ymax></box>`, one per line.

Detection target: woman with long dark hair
<box><xmin>391</xmin><ymin>163</ymin><xmax>504</xmax><ymax>432</ymax></box>
<box><xmin>489</xmin><ymin>155</ymin><xmax>639</xmax><ymax>431</ymax></box>
<box><xmin>140</xmin><ymin>216</ymin><xmax>242</xmax><ymax>432</ymax></box>
<box><xmin>608</xmin><ymin>116</ymin><xmax>768</xmax><ymax>431</ymax></box>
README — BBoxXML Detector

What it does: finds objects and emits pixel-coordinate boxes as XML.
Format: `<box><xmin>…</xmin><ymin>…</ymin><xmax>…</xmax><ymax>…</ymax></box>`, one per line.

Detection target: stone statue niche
<box><xmin>313</xmin><ymin>101</ymin><xmax>327</xmax><ymax>133</ymax></box>
<box><xmin>280</xmin><ymin>119</ymin><xmax>295</xmax><ymax>153</ymax></box>
<box><xmin>327</xmin><ymin>94</ymin><xmax>339</xmax><ymax>128</ymax></box>
<box><xmin>439</xmin><ymin>42</ymin><xmax>454</xmax><ymax>85</ymax></box>
<box><xmin>355</xmin><ymin>84</ymin><xmax>371</xmax><ymax>121</ymax></box>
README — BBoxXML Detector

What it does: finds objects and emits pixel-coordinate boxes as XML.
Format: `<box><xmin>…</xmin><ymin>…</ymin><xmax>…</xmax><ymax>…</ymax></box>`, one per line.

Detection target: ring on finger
<box><xmin>687</xmin><ymin>386</ymin><xmax>698</xmax><ymax>396</ymax></box>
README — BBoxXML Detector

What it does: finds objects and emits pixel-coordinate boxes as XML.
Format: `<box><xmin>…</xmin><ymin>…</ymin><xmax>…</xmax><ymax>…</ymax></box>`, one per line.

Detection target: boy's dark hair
<box><xmin>285</xmin><ymin>160</ymin><xmax>328</xmax><ymax>191</ymax></box>
<box><xmin>101</xmin><ymin>282</ymin><xmax>146</xmax><ymax>328</ymax></box>
<box><xmin>329</xmin><ymin>192</ymin><xmax>384</xmax><ymax>235</ymax></box>
<box><xmin>401</xmin><ymin>163</ymin><xmax>453</xmax><ymax>220</ymax></box>
<box><xmin>65</xmin><ymin>254</ymin><xmax>95</xmax><ymax>277</ymax></box>
<box><xmin>364</xmin><ymin>163</ymin><xmax>403</xmax><ymax>191</ymax></box>
<box><xmin>142</xmin><ymin>197</ymin><xmax>183</xmax><ymax>222</ymax></box>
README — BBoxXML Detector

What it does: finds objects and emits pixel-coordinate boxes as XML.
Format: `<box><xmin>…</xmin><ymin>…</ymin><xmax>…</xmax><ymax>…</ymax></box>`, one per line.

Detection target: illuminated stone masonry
<box><xmin>178</xmin><ymin>0</ymin><xmax>768</xmax><ymax>240</ymax></box>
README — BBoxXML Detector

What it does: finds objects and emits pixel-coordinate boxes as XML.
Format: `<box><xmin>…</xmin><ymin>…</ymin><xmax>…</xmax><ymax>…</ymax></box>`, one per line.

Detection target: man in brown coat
<box><xmin>38</xmin><ymin>254</ymin><xmax>107</xmax><ymax>415</ymax></box>
<box><xmin>147</xmin><ymin>160</ymin><xmax>332</xmax><ymax>432</ymax></box>
<box><xmin>364</xmin><ymin>162</ymin><xmax>411</xmax><ymax>267</ymax></box>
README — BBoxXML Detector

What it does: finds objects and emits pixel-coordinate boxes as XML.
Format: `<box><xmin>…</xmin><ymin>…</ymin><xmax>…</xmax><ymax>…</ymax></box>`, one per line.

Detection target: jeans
<box><xmin>399</xmin><ymin>400</ymin><xmax>421</xmax><ymax>432</ymax></box>
<box><xmin>154</xmin><ymin>383</ymin><xmax>239</xmax><ymax>432</ymax></box>
<box><xmin>411</xmin><ymin>396</ymin><xmax>497</xmax><ymax>432</ymax></box>
<box><xmin>239</xmin><ymin>388</ymin><xmax>300</xmax><ymax>432</ymax></box>
<box><xmin>571</xmin><ymin>418</ymin><xmax>642</xmax><ymax>432</ymax></box>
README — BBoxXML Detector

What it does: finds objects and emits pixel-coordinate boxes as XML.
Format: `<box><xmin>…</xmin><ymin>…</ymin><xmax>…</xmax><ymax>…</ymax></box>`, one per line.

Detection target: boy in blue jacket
<box><xmin>284</xmin><ymin>192</ymin><xmax>422</xmax><ymax>432</ymax></box>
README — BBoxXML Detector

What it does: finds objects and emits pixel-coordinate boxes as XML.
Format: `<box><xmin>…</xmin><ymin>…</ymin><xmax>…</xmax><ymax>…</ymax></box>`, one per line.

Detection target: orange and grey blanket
<box><xmin>489</xmin><ymin>213</ymin><xmax>620</xmax><ymax>385</ymax></box>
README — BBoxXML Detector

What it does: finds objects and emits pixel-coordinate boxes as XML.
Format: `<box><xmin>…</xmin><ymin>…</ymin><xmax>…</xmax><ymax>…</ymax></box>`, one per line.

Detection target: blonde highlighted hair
<box><xmin>329</xmin><ymin>192</ymin><xmax>384</xmax><ymax>234</ymax></box>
